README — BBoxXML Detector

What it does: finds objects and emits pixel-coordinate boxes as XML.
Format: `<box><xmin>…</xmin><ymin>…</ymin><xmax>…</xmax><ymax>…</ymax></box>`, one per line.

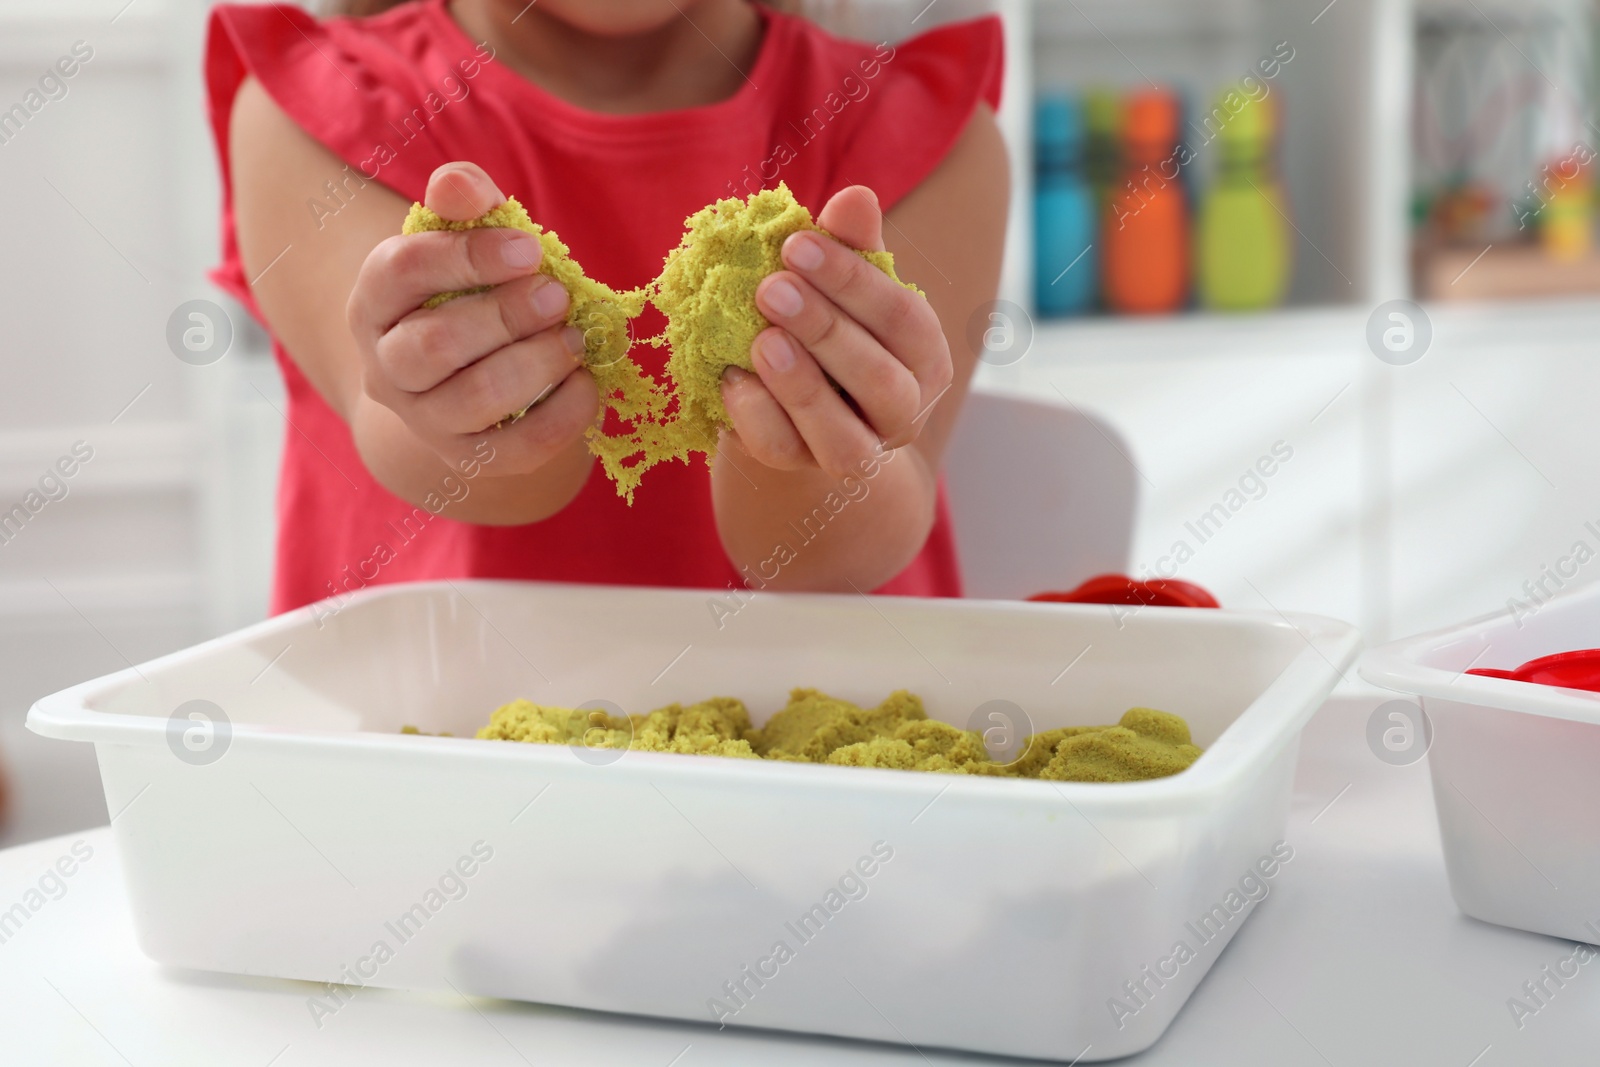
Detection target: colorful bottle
<box><xmin>1102</xmin><ymin>89</ymin><xmax>1190</xmax><ymax>314</ymax></box>
<box><xmin>1084</xmin><ymin>88</ymin><xmax>1122</xmax><ymax>212</ymax></box>
<box><xmin>1540</xmin><ymin>154</ymin><xmax>1593</xmax><ymax>262</ymax></box>
<box><xmin>1177</xmin><ymin>89</ymin><xmax>1203</xmax><ymax>220</ymax></box>
<box><xmin>1034</xmin><ymin>94</ymin><xmax>1098</xmax><ymax>316</ymax></box>
<box><xmin>1197</xmin><ymin>86</ymin><xmax>1291</xmax><ymax>310</ymax></box>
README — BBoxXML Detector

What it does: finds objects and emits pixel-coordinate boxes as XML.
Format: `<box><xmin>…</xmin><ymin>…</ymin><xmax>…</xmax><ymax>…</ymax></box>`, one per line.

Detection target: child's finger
<box><xmin>376</xmin><ymin>274</ymin><xmax>571</xmax><ymax>393</ymax></box>
<box><xmin>750</xmin><ymin>327</ymin><xmax>882</xmax><ymax>478</ymax></box>
<box><xmin>720</xmin><ymin>366</ymin><xmax>811</xmax><ymax>470</ymax></box>
<box><xmin>754</xmin><ymin>272</ymin><xmax>919</xmax><ymax>443</ymax></box>
<box><xmin>814</xmin><ymin>185</ymin><xmax>885</xmax><ymax>252</ymax></box>
<box><xmin>424</xmin><ymin>162</ymin><xmax>506</xmax><ymax>221</ymax></box>
<box><xmin>459</xmin><ymin>368</ymin><xmax>600</xmax><ymax>472</ymax></box>
<box><xmin>779</xmin><ymin>230</ymin><xmax>942</xmax><ymax>370</ymax></box>
<box><xmin>412</xmin><ymin>327</ymin><xmax>588</xmax><ymax>435</ymax></box>
<box><xmin>351</xmin><ymin>228</ymin><xmax>544</xmax><ymax>341</ymax></box>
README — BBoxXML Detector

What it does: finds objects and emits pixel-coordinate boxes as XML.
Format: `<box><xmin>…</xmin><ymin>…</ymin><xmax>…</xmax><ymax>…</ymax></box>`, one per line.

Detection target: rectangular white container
<box><xmin>1361</xmin><ymin>583</ymin><xmax>1600</xmax><ymax>945</ymax></box>
<box><xmin>29</xmin><ymin>581</ymin><xmax>1357</xmax><ymax>1061</ymax></box>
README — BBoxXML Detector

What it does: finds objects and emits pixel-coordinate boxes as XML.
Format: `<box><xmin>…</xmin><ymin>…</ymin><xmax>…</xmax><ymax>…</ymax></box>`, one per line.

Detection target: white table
<box><xmin>2</xmin><ymin>693</ymin><xmax>1594</xmax><ymax>1066</ymax></box>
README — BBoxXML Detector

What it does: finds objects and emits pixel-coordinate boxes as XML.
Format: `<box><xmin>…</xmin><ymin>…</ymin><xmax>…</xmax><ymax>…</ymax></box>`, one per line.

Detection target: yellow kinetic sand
<box><xmin>478</xmin><ymin>696</ymin><xmax>759</xmax><ymax>759</ymax></box>
<box><xmin>402</xmin><ymin>183</ymin><xmax>922</xmax><ymax>502</ymax></box>
<box><xmin>472</xmin><ymin>688</ymin><xmax>1203</xmax><ymax>783</ymax></box>
<box><xmin>400</xmin><ymin>199</ymin><xmax>661</xmax><ymax>431</ymax></box>
<box><xmin>646</xmin><ymin>188</ymin><xmax>920</xmax><ymax>457</ymax></box>
<box><xmin>1001</xmin><ymin>707</ymin><xmax>1206</xmax><ymax>783</ymax></box>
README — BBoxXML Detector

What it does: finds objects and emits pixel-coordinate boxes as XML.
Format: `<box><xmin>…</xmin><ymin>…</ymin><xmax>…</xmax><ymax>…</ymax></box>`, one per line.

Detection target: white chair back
<box><xmin>944</xmin><ymin>389</ymin><xmax>1138</xmax><ymax>599</ymax></box>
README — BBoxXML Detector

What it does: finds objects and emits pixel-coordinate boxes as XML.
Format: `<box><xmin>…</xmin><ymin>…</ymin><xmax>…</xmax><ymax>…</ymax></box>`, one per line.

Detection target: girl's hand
<box><xmin>719</xmin><ymin>185</ymin><xmax>953</xmax><ymax>478</ymax></box>
<box><xmin>346</xmin><ymin>162</ymin><xmax>598</xmax><ymax>475</ymax></box>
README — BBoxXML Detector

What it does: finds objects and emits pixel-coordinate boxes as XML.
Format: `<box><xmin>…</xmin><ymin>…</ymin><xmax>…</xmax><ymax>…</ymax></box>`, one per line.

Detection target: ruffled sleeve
<box><xmin>821</xmin><ymin>15</ymin><xmax>1004</xmax><ymax>213</ymax></box>
<box><xmin>203</xmin><ymin>3</ymin><xmax>494</xmax><ymax>308</ymax></box>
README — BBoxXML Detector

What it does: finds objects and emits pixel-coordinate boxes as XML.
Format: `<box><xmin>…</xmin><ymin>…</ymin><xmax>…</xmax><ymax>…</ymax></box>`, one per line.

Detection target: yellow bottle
<box><xmin>1541</xmin><ymin>156</ymin><xmax>1593</xmax><ymax>262</ymax></box>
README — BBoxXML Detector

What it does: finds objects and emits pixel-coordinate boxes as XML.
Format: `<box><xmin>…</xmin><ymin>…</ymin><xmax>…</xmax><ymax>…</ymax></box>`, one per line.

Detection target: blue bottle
<box><xmin>1034</xmin><ymin>94</ymin><xmax>1098</xmax><ymax>316</ymax></box>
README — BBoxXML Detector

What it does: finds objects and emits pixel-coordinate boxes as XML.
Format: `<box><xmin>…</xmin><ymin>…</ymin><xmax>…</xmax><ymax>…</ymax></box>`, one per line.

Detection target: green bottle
<box><xmin>1084</xmin><ymin>87</ymin><xmax>1122</xmax><ymax>213</ymax></box>
<box><xmin>1197</xmin><ymin>85</ymin><xmax>1290</xmax><ymax>310</ymax></box>
<box><xmin>1083</xmin><ymin>88</ymin><xmax>1123</xmax><ymax>311</ymax></box>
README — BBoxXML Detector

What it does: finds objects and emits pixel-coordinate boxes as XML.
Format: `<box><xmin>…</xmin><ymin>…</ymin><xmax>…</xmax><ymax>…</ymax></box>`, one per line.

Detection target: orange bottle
<box><xmin>1102</xmin><ymin>90</ymin><xmax>1190</xmax><ymax>314</ymax></box>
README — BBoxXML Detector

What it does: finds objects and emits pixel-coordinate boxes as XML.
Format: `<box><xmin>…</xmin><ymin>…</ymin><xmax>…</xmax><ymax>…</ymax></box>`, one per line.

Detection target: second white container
<box><xmin>1361</xmin><ymin>582</ymin><xmax>1600</xmax><ymax>945</ymax></box>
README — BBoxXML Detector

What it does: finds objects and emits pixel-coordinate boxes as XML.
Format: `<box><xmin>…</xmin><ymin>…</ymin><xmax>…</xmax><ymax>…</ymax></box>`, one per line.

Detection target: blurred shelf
<box><xmin>1025</xmin><ymin>304</ymin><xmax>1366</xmax><ymax>363</ymax></box>
<box><xmin>1016</xmin><ymin>295</ymin><xmax>1600</xmax><ymax>367</ymax></box>
<box><xmin>999</xmin><ymin>0</ymin><xmax>1399</xmax><ymax>318</ymax></box>
<box><xmin>1417</xmin><ymin>243</ymin><xmax>1600</xmax><ymax>303</ymax></box>
<box><xmin>1032</xmin><ymin>0</ymin><xmax>1253</xmax><ymax>39</ymax></box>
<box><xmin>0</xmin><ymin>572</ymin><xmax>202</xmax><ymax>630</ymax></box>
<box><xmin>0</xmin><ymin>421</ymin><xmax>200</xmax><ymax>497</ymax></box>
<box><xmin>1415</xmin><ymin>0</ymin><xmax>1572</xmax><ymax>17</ymax></box>
<box><xmin>0</xmin><ymin>3</ymin><xmax>175</xmax><ymax>63</ymax></box>
<box><xmin>1397</xmin><ymin>294</ymin><xmax>1600</xmax><ymax>350</ymax></box>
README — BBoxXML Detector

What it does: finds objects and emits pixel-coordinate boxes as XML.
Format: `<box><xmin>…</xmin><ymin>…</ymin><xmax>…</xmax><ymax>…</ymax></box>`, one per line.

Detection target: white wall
<box><xmin>0</xmin><ymin>0</ymin><xmax>284</xmax><ymax>846</ymax></box>
<box><xmin>983</xmin><ymin>297</ymin><xmax>1600</xmax><ymax>648</ymax></box>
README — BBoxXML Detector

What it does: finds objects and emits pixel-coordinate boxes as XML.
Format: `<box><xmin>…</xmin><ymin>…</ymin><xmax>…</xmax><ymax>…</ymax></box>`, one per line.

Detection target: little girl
<box><xmin>205</xmin><ymin>0</ymin><xmax>1006</xmax><ymax>612</ymax></box>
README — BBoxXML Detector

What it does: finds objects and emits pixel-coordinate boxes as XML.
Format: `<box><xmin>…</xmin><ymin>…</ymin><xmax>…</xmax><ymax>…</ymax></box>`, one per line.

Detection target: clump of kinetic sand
<box><xmin>401</xmin><ymin>199</ymin><xmax>662</xmax><ymax>436</ymax></box>
<box><xmin>477</xmin><ymin>696</ymin><xmax>758</xmax><ymax>759</ymax></box>
<box><xmin>645</xmin><ymin>186</ymin><xmax>920</xmax><ymax>458</ymax></box>
<box><xmin>402</xmin><ymin>183</ymin><xmax>921</xmax><ymax>502</ymax></box>
<box><xmin>749</xmin><ymin>688</ymin><xmax>931</xmax><ymax>762</ymax></box>
<box><xmin>469</xmin><ymin>688</ymin><xmax>1203</xmax><ymax>783</ymax></box>
<box><xmin>1000</xmin><ymin>707</ymin><xmax>1205</xmax><ymax>782</ymax></box>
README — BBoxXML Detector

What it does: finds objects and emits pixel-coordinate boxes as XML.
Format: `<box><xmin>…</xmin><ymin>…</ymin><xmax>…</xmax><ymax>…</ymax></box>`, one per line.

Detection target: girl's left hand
<box><xmin>719</xmin><ymin>185</ymin><xmax>953</xmax><ymax>478</ymax></box>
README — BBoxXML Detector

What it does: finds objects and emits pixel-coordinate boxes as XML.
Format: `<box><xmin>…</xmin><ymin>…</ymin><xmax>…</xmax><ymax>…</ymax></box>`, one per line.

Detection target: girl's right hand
<box><xmin>346</xmin><ymin>162</ymin><xmax>599</xmax><ymax>475</ymax></box>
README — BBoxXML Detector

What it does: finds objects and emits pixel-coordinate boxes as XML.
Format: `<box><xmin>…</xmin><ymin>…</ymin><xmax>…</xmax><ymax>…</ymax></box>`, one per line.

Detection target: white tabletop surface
<box><xmin>1</xmin><ymin>692</ymin><xmax>1594</xmax><ymax>1067</ymax></box>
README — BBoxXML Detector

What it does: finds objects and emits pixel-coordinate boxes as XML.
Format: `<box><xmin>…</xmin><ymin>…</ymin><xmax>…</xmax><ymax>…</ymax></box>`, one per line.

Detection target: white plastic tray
<box><xmin>1361</xmin><ymin>583</ymin><xmax>1600</xmax><ymax>945</ymax></box>
<box><xmin>28</xmin><ymin>580</ymin><xmax>1358</xmax><ymax>1061</ymax></box>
